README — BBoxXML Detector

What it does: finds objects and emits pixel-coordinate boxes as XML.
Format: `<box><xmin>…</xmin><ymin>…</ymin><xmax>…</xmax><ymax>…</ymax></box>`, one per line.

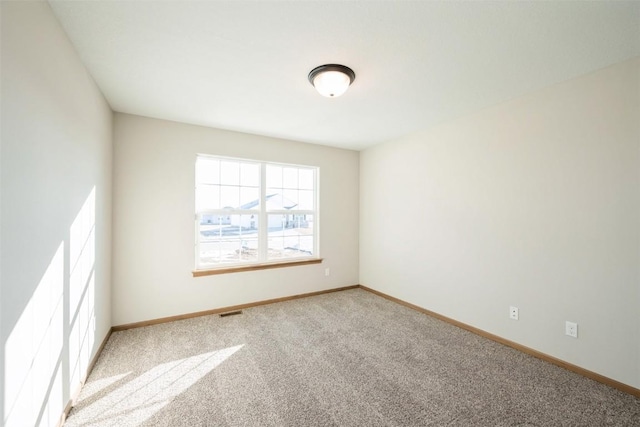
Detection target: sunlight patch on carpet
<box><xmin>79</xmin><ymin>372</ymin><xmax>132</xmax><ymax>401</ymax></box>
<box><xmin>66</xmin><ymin>345</ymin><xmax>244</xmax><ymax>427</ymax></box>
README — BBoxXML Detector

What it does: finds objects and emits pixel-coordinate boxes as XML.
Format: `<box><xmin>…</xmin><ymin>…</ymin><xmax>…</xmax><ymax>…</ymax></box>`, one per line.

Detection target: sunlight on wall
<box><xmin>69</xmin><ymin>187</ymin><xmax>96</xmax><ymax>392</ymax></box>
<box><xmin>66</xmin><ymin>345</ymin><xmax>244</xmax><ymax>426</ymax></box>
<box><xmin>4</xmin><ymin>186</ymin><xmax>97</xmax><ymax>427</ymax></box>
<box><xmin>4</xmin><ymin>243</ymin><xmax>65</xmax><ymax>427</ymax></box>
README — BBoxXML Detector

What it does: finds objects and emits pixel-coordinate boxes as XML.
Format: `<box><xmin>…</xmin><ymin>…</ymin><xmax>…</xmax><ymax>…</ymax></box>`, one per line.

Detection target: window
<box><xmin>195</xmin><ymin>155</ymin><xmax>319</xmax><ymax>271</ymax></box>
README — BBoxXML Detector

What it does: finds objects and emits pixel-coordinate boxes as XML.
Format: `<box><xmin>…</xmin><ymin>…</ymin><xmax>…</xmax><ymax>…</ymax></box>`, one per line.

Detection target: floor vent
<box><xmin>219</xmin><ymin>310</ymin><xmax>243</xmax><ymax>318</ymax></box>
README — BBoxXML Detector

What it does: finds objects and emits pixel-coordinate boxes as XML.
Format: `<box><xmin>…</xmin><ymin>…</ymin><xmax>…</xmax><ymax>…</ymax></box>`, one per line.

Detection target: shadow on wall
<box><xmin>4</xmin><ymin>187</ymin><xmax>98</xmax><ymax>427</ymax></box>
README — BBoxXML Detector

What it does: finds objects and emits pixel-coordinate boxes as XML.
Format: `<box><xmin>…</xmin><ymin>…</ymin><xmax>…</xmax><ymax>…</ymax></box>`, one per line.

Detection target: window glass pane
<box><xmin>267</xmin><ymin>237</ymin><xmax>284</xmax><ymax>259</ymax></box>
<box><xmin>196</xmin><ymin>158</ymin><xmax>219</xmax><ymax>185</ymax></box>
<box><xmin>265</xmin><ymin>189</ymin><xmax>280</xmax><ymax>210</ymax></box>
<box><xmin>267</xmin><ymin>214</ymin><xmax>285</xmax><ymax>234</ymax></box>
<box><xmin>236</xmin><ymin>214</ymin><xmax>259</xmax><ymax>235</ymax></box>
<box><xmin>306</xmin><ymin>214</ymin><xmax>314</xmax><ymax>226</ymax></box>
<box><xmin>243</xmin><ymin>238</ymin><xmax>259</xmax><ymax>251</ymax></box>
<box><xmin>222</xmin><ymin>215</ymin><xmax>256</xmax><ymax>236</ymax></box>
<box><xmin>283</xmin><ymin>189</ymin><xmax>298</xmax><ymax>209</ymax></box>
<box><xmin>266</xmin><ymin>188</ymin><xmax>280</xmax><ymax>198</ymax></box>
<box><xmin>219</xmin><ymin>239</ymin><xmax>240</xmax><ymax>263</ymax></box>
<box><xmin>267</xmin><ymin>214</ymin><xmax>313</xmax><ymax>260</ymax></box>
<box><xmin>199</xmin><ymin>214</ymin><xmax>260</xmax><ymax>265</ymax></box>
<box><xmin>196</xmin><ymin>185</ymin><xmax>220</xmax><ymax>211</ymax></box>
<box><xmin>240</xmin><ymin>239</ymin><xmax>258</xmax><ymax>262</ymax></box>
<box><xmin>284</xmin><ymin>235</ymin><xmax>299</xmax><ymax>251</ymax></box>
<box><xmin>300</xmin><ymin>236</ymin><xmax>314</xmax><ymax>256</ymax></box>
<box><xmin>199</xmin><ymin>242</ymin><xmax>220</xmax><ymax>265</ymax></box>
<box><xmin>200</xmin><ymin>214</ymin><xmax>217</xmax><ymax>227</ymax></box>
<box><xmin>266</xmin><ymin>165</ymin><xmax>282</xmax><ymax>188</ymax></box>
<box><xmin>299</xmin><ymin>168</ymin><xmax>314</xmax><ymax>190</ymax></box>
<box><xmin>266</xmin><ymin>191</ymin><xmax>297</xmax><ymax>211</ymax></box>
<box><xmin>199</xmin><ymin>215</ymin><xmax>224</xmax><ymax>241</ymax></box>
<box><xmin>300</xmin><ymin>214</ymin><xmax>314</xmax><ymax>235</ymax></box>
<box><xmin>220</xmin><ymin>185</ymin><xmax>239</xmax><ymax>209</ymax></box>
<box><xmin>285</xmin><ymin>213</ymin><xmax>297</xmax><ymax>230</ymax></box>
<box><xmin>283</xmin><ymin>167</ymin><xmax>298</xmax><ymax>189</ymax></box>
<box><xmin>240</xmin><ymin>187</ymin><xmax>260</xmax><ymax>210</ymax></box>
<box><xmin>240</xmin><ymin>163</ymin><xmax>259</xmax><ymax>187</ymax></box>
<box><xmin>298</xmin><ymin>190</ymin><xmax>314</xmax><ymax>210</ymax></box>
<box><xmin>220</xmin><ymin>161</ymin><xmax>240</xmax><ymax>185</ymax></box>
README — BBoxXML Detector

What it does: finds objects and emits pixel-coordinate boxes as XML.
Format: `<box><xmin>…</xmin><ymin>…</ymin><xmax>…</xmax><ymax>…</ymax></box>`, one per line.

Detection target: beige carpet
<box><xmin>65</xmin><ymin>288</ymin><xmax>640</xmax><ymax>426</ymax></box>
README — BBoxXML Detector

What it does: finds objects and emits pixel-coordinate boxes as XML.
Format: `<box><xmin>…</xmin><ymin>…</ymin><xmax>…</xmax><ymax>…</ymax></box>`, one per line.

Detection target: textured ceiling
<box><xmin>49</xmin><ymin>1</ymin><xmax>640</xmax><ymax>151</ymax></box>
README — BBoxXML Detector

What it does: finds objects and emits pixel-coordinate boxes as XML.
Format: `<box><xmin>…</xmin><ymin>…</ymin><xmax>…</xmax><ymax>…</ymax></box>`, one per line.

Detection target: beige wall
<box><xmin>112</xmin><ymin>114</ymin><xmax>359</xmax><ymax>325</ymax></box>
<box><xmin>1</xmin><ymin>2</ymin><xmax>113</xmax><ymax>425</ymax></box>
<box><xmin>360</xmin><ymin>58</ymin><xmax>640</xmax><ymax>388</ymax></box>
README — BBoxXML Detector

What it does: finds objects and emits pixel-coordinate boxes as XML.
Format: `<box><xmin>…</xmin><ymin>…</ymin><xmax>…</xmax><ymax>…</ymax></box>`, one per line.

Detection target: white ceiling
<box><xmin>49</xmin><ymin>1</ymin><xmax>640</xmax><ymax>151</ymax></box>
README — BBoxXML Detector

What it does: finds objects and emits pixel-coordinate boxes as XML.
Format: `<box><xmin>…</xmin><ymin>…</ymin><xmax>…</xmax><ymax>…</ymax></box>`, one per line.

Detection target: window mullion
<box><xmin>314</xmin><ymin>168</ymin><xmax>319</xmax><ymax>258</ymax></box>
<box><xmin>259</xmin><ymin>163</ymin><xmax>267</xmax><ymax>262</ymax></box>
<box><xmin>267</xmin><ymin>210</ymin><xmax>314</xmax><ymax>215</ymax></box>
<box><xmin>195</xmin><ymin>212</ymin><xmax>201</xmax><ymax>270</ymax></box>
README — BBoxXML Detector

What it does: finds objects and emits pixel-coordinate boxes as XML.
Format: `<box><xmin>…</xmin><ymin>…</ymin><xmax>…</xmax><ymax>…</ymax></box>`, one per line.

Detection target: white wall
<box><xmin>112</xmin><ymin>114</ymin><xmax>359</xmax><ymax>325</ymax></box>
<box><xmin>360</xmin><ymin>58</ymin><xmax>640</xmax><ymax>388</ymax></box>
<box><xmin>1</xmin><ymin>2</ymin><xmax>113</xmax><ymax>426</ymax></box>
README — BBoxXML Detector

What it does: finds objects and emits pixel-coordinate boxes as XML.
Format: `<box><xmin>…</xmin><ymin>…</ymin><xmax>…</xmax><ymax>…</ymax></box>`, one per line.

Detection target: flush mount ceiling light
<box><xmin>308</xmin><ymin>64</ymin><xmax>356</xmax><ymax>98</ymax></box>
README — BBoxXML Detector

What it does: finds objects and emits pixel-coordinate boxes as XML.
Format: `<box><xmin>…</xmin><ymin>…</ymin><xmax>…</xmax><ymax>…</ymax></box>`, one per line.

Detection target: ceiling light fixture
<box><xmin>308</xmin><ymin>64</ymin><xmax>355</xmax><ymax>98</ymax></box>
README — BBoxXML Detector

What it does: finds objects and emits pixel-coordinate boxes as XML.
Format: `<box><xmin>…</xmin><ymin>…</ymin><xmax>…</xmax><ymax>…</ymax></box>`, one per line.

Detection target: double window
<box><xmin>195</xmin><ymin>154</ymin><xmax>318</xmax><ymax>271</ymax></box>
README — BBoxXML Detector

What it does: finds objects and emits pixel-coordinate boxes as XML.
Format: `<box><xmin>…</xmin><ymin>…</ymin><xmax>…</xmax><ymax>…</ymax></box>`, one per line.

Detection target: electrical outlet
<box><xmin>565</xmin><ymin>321</ymin><xmax>578</xmax><ymax>338</ymax></box>
<box><xmin>509</xmin><ymin>306</ymin><xmax>519</xmax><ymax>320</ymax></box>
<box><xmin>325</xmin><ymin>268</ymin><xmax>330</xmax><ymax>277</ymax></box>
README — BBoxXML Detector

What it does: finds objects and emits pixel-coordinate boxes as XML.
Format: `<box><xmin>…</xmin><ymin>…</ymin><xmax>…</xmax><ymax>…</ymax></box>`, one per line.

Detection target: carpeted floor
<box><xmin>65</xmin><ymin>288</ymin><xmax>640</xmax><ymax>426</ymax></box>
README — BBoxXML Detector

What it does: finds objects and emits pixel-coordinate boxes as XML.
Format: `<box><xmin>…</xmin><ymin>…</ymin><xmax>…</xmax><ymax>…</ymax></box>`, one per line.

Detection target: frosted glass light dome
<box><xmin>308</xmin><ymin>64</ymin><xmax>355</xmax><ymax>98</ymax></box>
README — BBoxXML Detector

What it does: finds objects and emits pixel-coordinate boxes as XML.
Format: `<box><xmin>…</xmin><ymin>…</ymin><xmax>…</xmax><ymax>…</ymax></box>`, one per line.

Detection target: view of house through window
<box><xmin>195</xmin><ymin>155</ymin><xmax>318</xmax><ymax>269</ymax></box>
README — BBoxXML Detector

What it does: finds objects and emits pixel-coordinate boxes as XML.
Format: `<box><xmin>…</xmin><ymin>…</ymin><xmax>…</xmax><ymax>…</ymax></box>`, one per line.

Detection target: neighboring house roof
<box><xmin>239</xmin><ymin>193</ymin><xmax>297</xmax><ymax>210</ymax></box>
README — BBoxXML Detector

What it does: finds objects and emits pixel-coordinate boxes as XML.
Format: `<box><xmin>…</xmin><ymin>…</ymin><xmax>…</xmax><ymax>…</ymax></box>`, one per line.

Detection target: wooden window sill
<box><xmin>192</xmin><ymin>258</ymin><xmax>323</xmax><ymax>277</ymax></box>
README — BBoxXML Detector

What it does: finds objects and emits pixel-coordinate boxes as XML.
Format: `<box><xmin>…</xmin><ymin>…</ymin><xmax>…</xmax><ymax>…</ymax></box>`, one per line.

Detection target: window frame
<box><xmin>194</xmin><ymin>154</ymin><xmax>320</xmax><ymax>274</ymax></box>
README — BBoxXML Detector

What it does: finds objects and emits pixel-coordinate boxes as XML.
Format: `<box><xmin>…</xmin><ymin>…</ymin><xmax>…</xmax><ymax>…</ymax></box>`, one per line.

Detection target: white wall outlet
<box><xmin>565</xmin><ymin>321</ymin><xmax>578</xmax><ymax>338</ymax></box>
<box><xmin>509</xmin><ymin>306</ymin><xmax>519</xmax><ymax>320</ymax></box>
<box><xmin>325</xmin><ymin>268</ymin><xmax>330</xmax><ymax>277</ymax></box>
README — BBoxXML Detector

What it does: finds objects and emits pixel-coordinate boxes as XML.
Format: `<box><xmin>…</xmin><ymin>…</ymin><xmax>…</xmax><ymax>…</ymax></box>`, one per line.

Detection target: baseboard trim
<box><xmin>358</xmin><ymin>284</ymin><xmax>640</xmax><ymax>399</ymax></box>
<box><xmin>112</xmin><ymin>285</ymin><xmax>360</xmax><ymax>331</ymax></box>
<box><xmin>56</xmin><ymin>327</ymin><xmax>113</xmax><ymax>427</ymax></box>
